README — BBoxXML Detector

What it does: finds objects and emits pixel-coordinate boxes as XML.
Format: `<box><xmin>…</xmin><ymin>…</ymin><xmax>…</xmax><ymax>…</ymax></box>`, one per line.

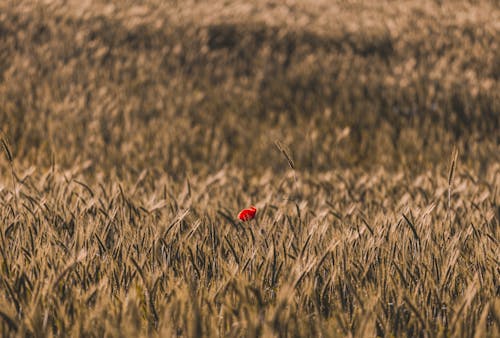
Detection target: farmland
<box><xmin>0</xmin><ymin>0</ymin><xmax>499</xmax><ymax>337</ymax></box>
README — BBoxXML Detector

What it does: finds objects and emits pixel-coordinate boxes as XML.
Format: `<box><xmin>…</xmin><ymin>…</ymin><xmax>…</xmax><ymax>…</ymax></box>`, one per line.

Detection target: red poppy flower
<box><xmin>238</xmin><ymin>206</ymin><xmax>257</xmax><ymax>222</ymax></box>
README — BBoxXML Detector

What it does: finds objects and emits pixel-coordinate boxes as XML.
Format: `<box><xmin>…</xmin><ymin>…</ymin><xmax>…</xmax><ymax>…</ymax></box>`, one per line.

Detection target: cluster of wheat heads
<box><xmin>0</xmin><ymin>140</ymin><xmax>498</xmax><ymax>336</ymax></box>
<box><xmin>1</xmin><ymin>0</ymin><xmax>499</xmax><ymax>174</ymax></box>
<box><xmin>1</xmin><ymin>0</ymin><xmax>499</xmax><ymax>337</ymax></box>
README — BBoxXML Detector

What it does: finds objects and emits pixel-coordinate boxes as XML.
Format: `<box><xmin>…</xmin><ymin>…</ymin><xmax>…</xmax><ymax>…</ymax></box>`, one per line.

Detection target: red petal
<box><xmin>238</xmin><ymin>207</ymin><xmax>257</xmax><ymax>221</ymax></box>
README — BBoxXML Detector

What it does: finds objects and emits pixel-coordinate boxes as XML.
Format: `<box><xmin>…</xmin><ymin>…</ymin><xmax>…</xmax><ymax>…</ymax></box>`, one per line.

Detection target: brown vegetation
<box><xmin>0</xmin><ymin>0</ymin><xmax>499</xmax><ymax>337</ymax></box>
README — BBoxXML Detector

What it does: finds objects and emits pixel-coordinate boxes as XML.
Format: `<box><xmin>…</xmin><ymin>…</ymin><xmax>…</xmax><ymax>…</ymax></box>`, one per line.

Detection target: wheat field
<box><xmin>0</xmin><ymin>0</ymin><xmax>499</xmax><ymax>337</ymax></box>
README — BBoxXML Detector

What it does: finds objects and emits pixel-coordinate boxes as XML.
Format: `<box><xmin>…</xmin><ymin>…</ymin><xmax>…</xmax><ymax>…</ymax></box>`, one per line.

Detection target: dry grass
<box><xmin>0</xmin><ymin>0</ymin><xmax>499</xmax><ymax>337</ymax></box>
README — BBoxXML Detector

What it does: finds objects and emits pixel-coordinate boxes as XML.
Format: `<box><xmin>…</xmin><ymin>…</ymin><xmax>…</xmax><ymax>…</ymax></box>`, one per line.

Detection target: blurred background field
<box><xmin>1</xmin><ymin>0</ymin><xmax>499</xmax><ymax>176</ymax></box>
<box><xmin>0</xmin><ymin>0</ymin><xmax>499</xmax><ymax>337</ymax></box>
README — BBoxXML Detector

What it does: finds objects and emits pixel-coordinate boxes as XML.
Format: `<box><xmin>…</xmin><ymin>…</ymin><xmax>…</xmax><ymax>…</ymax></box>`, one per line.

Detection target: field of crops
<box><xmin>0</xmin><ymin>0</ymin><xmax>499</xmax><ymax>337</ymax></box>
